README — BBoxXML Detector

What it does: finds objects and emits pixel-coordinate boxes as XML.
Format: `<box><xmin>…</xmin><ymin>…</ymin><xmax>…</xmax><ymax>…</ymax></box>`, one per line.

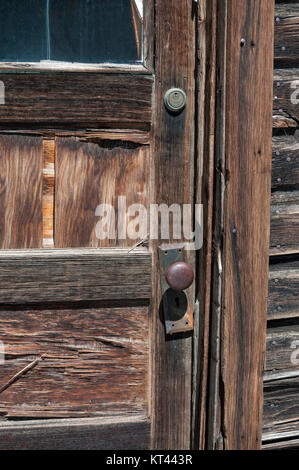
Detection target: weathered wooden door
<box><xmin>0</xmin><ymin>1</ymin><xmax>196</xmax><ymax>449</ymax></box>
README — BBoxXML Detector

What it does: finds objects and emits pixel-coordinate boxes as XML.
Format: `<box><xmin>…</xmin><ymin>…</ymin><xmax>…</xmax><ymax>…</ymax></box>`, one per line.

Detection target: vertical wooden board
<box><xmin>193</xmin><ymin>0</ymin><xmax>218</xmax><ymax>450</ymax></box>
<box><xmin>55</xmin><ymin>137</ymin><xmax>149</xmax><ymax>248</ymax></box>
<box><xmin>42</xmin><ymin>139</ymin><xmax>55</xmax><ymax>248</ymax></box>
<box><xmin>0</xmin><ymin>303</ymin><xmax>149</xmax><ymax>419</ymax></box>
<box><xmin>205</xmin><ymin>0</ymin><xmax>228</xmax><ymax>451</ymax></box>
<box><xmin>151</xmin><ymin>0</ymin><xmax>195</xmax><ymax>449</ymax></box>
<box><xmin>0</xmin><ymin>135</ymin><xmax>43</xmax><ymax>249</ymax></box>
<box><xmin>220</xmin><ymin>0</ymin><xmax>274</xmax><ymax>449</ymax></box>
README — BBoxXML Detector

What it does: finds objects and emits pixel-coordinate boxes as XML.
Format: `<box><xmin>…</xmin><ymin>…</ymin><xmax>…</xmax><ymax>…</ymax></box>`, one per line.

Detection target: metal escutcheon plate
<box><xmin>158</xmin><ymin>244</ymin><xmax>194</xmax><ymax>335</ymax></box>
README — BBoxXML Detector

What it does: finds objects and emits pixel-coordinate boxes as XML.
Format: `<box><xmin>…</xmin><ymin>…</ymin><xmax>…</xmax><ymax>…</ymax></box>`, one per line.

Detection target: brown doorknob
<box><xmin>165</xmin><ymin>262</ymin><xmax>194</xmax><ymax>291</ymax></box>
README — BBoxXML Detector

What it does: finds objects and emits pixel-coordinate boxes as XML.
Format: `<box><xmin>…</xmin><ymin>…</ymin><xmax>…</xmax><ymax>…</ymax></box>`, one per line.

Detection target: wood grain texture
<box><xmin>220</xmin><ymin>0</ymin><xmax>274</xmax><ymax>449</ymax></box>
<box><xmin>263</xmin><ymin>376</ymin><xmax>299</xmax><ymax>431</ymax></box>
<box><xmin>0</xmin><ymin>63</ymin><xmax>150</xmax><ymax>73</ymax></box>
<box><xmin>273</xmin><ymin>69</ymin><xmax>299</xmax><ymax>128</ymax></box>
<box><xmin>0</xmin><ymin>74</ymin><xmax>153</xmax><ymax>126</ymax></box>
<box><xmin>0</xmin><ymin>135</ymin><xmax>43</xmax><ymax>249</ymax></box>
<box><xmin>0</xmin><ymin>416</ymin><xmax>150</xmax><ymax>450</ymax></box>
<box><xmin>263</xmin><ymin>438</ymin><xmax>299</xmax><ymax>450</ymax></box>
<box><xmin>272</xmin><ymin>135</ymin><xmax>299</xmax><ymax>190</ymax></box>
<box><xmin>143</xmin><ymin>0</ymin><xmax>154</xmax><ymax>72</ymax></box>
<box><xmin>205</xmin><ymin>0</ymin><xmax>226</xmax><ymax>450</ymax></box>
<box><xmin>0</xmin><ymin>303</ymin><xmax>149</xmax><ymax>419</ymax></box>
<box><xmin>0</xmin><ymin>249</ymin><xmax>152</xmax><ymax>303</ymax></box>
<box><xmin>0</xmin><ymin>129</ymin><xmax>151</xmax><ymax>145</ymax></box>
<box><xmin>55</xmin><ymin>137</ymin><xmax>149</xmax><ymax>248</ymax></box>
<box><xmin>268</xmin><ymin>259</ymin><xmax>299</xmax><ymax>320</ymax></box>
<box><xmin>262</xmin><ymin>418</ymin><xmax>299</xmax><ymax>445</ymax></box>
<box><xmin>42</xmin><ymin>140</ymin><xmax>55</xmax><ymax>248</ymax></box>
<box><xmin>275</xmin><ymin>4</ymin><xmax>299</xmax><ymax>63</ymax></box>
<box><xmin>151</xmin><ymin>0</ymin><xmax>195</xmax><ymax>450</ymax></box>
<box><xmin>266</xmin><ymin>322</ymin><xmax>299</xmax><ymax>372</ymax></box>
<box><xmin>192</xmin><ymin>0</ymin><xmax>217</xmax><ymax>450</ymax></box>
<box><xmin>270</xmin><ymin>191</ymin><xmax>299</xmax><ymax>255</ymax></box>
<box><xmin>273</xmin><ymin>112</ymin><xmax>298</xmax><ymax>129</ymax></box>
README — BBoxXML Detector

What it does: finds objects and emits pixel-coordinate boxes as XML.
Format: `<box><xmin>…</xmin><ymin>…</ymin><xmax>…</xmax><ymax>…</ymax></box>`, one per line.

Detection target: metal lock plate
<box><xmin>164</xmin><ymin>88</ymin><xmax>187</xmax><ymax>113</ymax></box>
<box><xmin>158</xmin><ymin>244</ymin><xmax>194</xmax><ymax>335</ymax></box>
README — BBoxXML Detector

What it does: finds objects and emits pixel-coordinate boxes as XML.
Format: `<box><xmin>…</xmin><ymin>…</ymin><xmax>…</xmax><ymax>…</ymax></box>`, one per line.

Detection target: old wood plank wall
<box><xmin>210</xmin><ymin>0</ymin><xmax>274</xmax><ymax>450</ymax></box>
<box><xmin>262</xmin><ymin>0</ymin><xmax>299</xmax><ymax>450</ymax></box>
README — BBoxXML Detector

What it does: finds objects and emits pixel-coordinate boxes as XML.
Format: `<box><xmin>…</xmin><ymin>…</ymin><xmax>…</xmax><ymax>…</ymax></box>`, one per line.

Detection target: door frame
<box><xmin>192</xmin><ymin>0</ymin><xmax>274</xmax><ymax>450</ymax></box>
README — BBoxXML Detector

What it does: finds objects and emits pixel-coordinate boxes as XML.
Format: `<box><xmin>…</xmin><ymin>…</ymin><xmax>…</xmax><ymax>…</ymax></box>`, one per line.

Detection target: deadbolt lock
<box><xmin>164</xmin><ymin>88</ymin><xmax>187</xmax><ymax>113</ymax></box>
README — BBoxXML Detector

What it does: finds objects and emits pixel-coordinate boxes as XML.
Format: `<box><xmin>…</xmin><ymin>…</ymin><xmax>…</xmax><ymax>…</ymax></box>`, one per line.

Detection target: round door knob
<box><xmin>165</xmin><ymin>262</ymin><xmax>194</xmax><ymax>291</ymax></box>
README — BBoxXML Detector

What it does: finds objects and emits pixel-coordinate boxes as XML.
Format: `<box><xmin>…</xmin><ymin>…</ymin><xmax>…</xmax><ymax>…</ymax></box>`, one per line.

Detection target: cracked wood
<box><xmin>0</xmin><ymin>303</ymin><xmax>149</xmax><ymax>419</ymax></box>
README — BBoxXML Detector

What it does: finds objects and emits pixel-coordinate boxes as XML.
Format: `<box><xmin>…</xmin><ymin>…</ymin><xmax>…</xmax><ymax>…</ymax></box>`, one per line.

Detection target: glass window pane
<box><xmin>0</xmin><ymin>0</ymin><xmax>143</xmax><ymax>64</ymax></box>
<box><xmin>0</xmin><ymin>0</ymin><xmax>47</xmax><ymax>62</ymax></box>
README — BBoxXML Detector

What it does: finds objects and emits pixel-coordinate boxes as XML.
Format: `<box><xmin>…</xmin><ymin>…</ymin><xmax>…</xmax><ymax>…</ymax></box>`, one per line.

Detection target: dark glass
<box><xmin>0</xmin><ymin>0</ymin><xmax>143</xmax><ymax>64</ymax></box>
<box><xmin>0</xmin><ymin>0</ymin><xmax>47</xmax><ymax>62</ymax></box>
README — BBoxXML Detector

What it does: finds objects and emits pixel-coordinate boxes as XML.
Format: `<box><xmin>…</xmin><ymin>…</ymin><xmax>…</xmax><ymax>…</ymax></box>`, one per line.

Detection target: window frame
<box><xmin>0</xmin><ymin>0</ymin><xmax>153</xmax><ymax>74</ymax></box>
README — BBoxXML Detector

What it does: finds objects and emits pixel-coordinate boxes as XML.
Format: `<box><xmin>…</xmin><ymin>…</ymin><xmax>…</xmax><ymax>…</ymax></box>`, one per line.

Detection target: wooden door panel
<box><xmin>55</xmin><ymin>137</ymin><xmax>149</xmax><ymax>248</ymax></box>
<box><xmin>0</xmin><ymin>0</ymin><xmax>196</xmax><ymax>450</ymax></box>
<box><xmin>0</xmin><ymin>302</ymin><xmax>149</xmax><ymax>419</ymax></box>
<box><xmin>0</xmin><ymin>135</ymin><xmax>43</xmax><ymax>249</ymax></box>
<box><xmin>0</xmin><ymin>133</ymin><xmax>150</xmax><ymax>249</ymax></box>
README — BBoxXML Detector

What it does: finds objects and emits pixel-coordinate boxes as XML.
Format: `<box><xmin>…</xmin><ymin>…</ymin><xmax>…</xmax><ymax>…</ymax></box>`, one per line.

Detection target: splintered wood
<box><xmin>42</xmin><ymin>140</ymin><xmax>55</xmax><ymax>248</ymax></box>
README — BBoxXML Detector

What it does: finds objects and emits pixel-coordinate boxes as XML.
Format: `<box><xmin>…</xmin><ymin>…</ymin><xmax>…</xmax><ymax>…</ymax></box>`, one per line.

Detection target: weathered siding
<box><xmin>263</xmin><ymin>1</ymin><xmax>299</xmax><ymax>450</ymax></box>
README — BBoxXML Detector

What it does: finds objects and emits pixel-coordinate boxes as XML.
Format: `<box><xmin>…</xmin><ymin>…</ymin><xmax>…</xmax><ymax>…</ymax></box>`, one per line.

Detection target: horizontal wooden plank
<box><xmin>0</xmin><ymin>73</ymin><xmax>153</xmax><ymax>126</ymax></box>
<box><xmin>275</xmin><ymin>4</ymin><xmax>299</xmax><ymax>63</ymax></box>
<box><xmin>263</xmin><ymin>376</ymin><xmax>299</xmax><ymax>430</ymax></box>
<box><xmin>263</xmin><ymin>438</ymin><xmax>299</xmax><ymax>449</ymax></box>
<box><xmin>0</xmin><ymin>303</ymin><xmax>149</xmax><ymax>419</ymax></box>
<box><xmin>263</xmin><ymin>419</ymin><xmax>299</xmax><ymax>444</ymax></box>
<box><xmin>270</xmin><ymin>190</ymin><xmax>299</xmax><ymax>255</ymax></box>
<box><xmin>0</xmin><ymin>129</ymin><xmax>151</xmax><ymax>144</ymax></box>
<box><xmin>273</xmin><ymin>69</ymin><xmax>299</xmax><ymax>128</ymax></box>
<box><xmin>272</xmin><ymin>136</ymin><xmax>299</xmax><ymax>190</ymax></box>
<box><xmin>0</xmin><ymin>63</ymin><xmax>151</xmax><ymax>74</ymax></box>
<box><xmin>0</xmin><ymin>249</ymin><xmax>152</xmax><ymax>303</ymax></box>
<box><xmin>265</xmin><ymin>323</ymin><xmax>299</xmax><ymax>372</ymax></box>
<box><xmin>268</xmin><ymin>259</ymin><xmax>299</xmax><ymax>320</ymax></box>
<box><xmin>264</xmin><ymin>369</ymin><xmax>299</xmax><ymax>383</ymax></box>
<box><xmin>0</xmin><ymin>416</ymin><xmax>150</xmax><ymax>450</ymax></box>
<box><xmin>273</xmin><ymin>113</ymin><xmax>297</xmax><ymax>129</ymax></box>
